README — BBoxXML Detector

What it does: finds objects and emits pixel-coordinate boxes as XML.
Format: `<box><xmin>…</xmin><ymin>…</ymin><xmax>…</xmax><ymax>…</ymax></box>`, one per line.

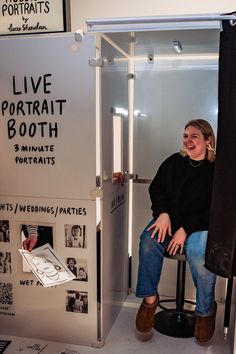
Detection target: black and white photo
<box><xmin>0</xmin><ymin>252</ymin><xmax>11</xmax><ymax>274</ymax></box>
<box><xmin>66</xmin><ymin>290</ymin><xmax>88</xmax><ymax>314</ymax></box>
<box><xmin>65</xmin><ymin>224</ymin><xmax>87</xmax><ymax>249</ymax></box>
<box><xmin>0</xmin><ymin>220</ymin><xmax>9</xmax><ymax>242</ymax></box>
<box><xmin>66</xmin><ymin>257</ymin><xmax>88</xmax><ymax>282</ymax></box>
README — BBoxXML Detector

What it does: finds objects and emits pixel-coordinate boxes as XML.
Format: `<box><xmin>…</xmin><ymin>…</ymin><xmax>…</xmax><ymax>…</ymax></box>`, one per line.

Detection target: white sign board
<box><xmin>0</xmin><ymin>196</ymin><xmax>98</xmax><ymax>346</ymax></box>
<box><xmin>0</xmin><ymin>0</ymin><xmax>66</xmax><ymax>35</ymax></box>
<box><xmin>0</xmin><ymin>34</ymin><xmax>96</xmax><ymax>200</ymax></box>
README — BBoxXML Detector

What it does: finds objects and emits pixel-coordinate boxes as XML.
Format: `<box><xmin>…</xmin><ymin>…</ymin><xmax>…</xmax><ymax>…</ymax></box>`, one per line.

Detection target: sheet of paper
<box><xmin>0</xmin><ymin>340</ymin><xmax>11</xmax><ymax>353</ymax></box>
<box><xmin>16</xmin><ymin>343</ymin><xmax>48</xmax><ymax>353</ymax></box>
<box><xmin>19</xmin><ymin>244</ymin><xmax>76</xmax><ymax>287</ymax></box>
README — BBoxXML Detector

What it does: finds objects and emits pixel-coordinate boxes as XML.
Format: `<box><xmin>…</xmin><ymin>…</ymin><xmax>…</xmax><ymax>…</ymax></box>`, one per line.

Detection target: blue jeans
<box><xmin>136</xmin><ymin>219</ymin><xmax>217</xmax><ymax>316</ymax></box>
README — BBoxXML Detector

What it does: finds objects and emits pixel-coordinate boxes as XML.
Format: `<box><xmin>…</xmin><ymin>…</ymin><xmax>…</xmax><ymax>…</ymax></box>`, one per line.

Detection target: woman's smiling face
<box><xmin>183</xmin><ymin>125</ymin><xmax>210</xmax><ymax>161</ymax></box>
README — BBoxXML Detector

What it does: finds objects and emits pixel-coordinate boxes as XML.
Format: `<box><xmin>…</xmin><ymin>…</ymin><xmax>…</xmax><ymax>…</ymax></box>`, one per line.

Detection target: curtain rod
<box><xmin>86</xmin><ymin>13</ymin><xmax>236</xmax><ymax>32</ymax></box>
<box><xmin>87</xmin><ymin>13</ymin><xmax>236</xmax><ymax>26</ymax></box>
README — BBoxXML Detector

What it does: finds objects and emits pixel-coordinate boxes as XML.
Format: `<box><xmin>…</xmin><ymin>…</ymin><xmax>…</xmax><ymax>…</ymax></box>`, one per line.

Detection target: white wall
<box><xmin>70</xmin><ymin>0</ymin><xmax>236</xmax><ymax>31</ymax></box>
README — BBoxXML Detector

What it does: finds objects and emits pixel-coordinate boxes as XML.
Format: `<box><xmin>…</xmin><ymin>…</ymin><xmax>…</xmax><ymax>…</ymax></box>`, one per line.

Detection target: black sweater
<box><xmin>149</xmin><ymin>153</ymin><xmax>215</xmax><ymax>236</ymax></box>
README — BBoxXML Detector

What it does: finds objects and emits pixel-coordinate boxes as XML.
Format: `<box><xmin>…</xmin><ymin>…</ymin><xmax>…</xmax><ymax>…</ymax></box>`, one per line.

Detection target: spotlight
<box><xmin>172</xmin><ymin>40</ymin><xmax>183</xmax><ymax>54</ymax></box>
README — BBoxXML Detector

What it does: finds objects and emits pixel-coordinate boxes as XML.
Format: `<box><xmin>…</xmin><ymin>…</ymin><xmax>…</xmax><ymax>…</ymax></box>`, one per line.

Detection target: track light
<box><xmin>172</xmin><ymin>40</ymin><xmax>183</xmax><ymax>54</ymax></box>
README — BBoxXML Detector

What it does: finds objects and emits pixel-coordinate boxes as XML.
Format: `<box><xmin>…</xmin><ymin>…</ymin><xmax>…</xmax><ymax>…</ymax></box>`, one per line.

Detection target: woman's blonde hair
<box><xmin>180</xmin><ymin>118</ymin><xmax>216</xmax><ymax>162</ymax></box>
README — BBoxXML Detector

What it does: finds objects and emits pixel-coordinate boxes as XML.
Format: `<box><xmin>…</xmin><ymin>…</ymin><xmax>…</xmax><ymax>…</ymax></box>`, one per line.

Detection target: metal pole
<box><xmin>87</xmin><ymin>13</ymin><xmax>236</xmax><ymax>29</ymax></box>
<box><xmin>224</xmin><ymin>277</ymin><xmax>233</xmax><ymax>340</ymax></box>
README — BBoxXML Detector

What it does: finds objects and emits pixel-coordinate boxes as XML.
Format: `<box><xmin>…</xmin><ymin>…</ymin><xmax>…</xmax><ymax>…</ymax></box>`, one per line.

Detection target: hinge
<box><xmin>89</xmin><ymin>58</ymin><xmax>104</xmax><ymax>67</ymax></box>
<box><xmin>126</xmin><ymin>173</ymin><xmax>138</xmax><ymax>180</ymax></box>
<box><xmin>127</xmin><ymin>73</ymin><xmax>137</xmax><ymax>80</ymax></box>
<box><xmin>148</xmin><ymin>54</ymin><xmax>154</xmax><ymax>63</ymax></box>
<box><xmin>90</xmin><ymin>188</ymin><xmax>103</xmax><ymax>200</ymax></box>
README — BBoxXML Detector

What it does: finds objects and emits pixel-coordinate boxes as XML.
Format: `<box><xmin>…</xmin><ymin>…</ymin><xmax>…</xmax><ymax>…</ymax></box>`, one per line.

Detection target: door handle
<box><xmin>125</xmin><ymin>172</ymin><xmax>151</xmax><ymax>184</ymax></box>
<box><xmin>133</xmin><ymin>178</ymin><xmax>152</xmax><ymax>184</ymax></box>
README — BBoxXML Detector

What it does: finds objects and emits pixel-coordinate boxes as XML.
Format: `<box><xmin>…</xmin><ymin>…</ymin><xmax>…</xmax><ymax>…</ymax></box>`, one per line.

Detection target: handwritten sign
<box><xmin>0</xmin><ymin>0</ymin><xmax>66</xmax><ymax>35</ymax></box>
<box><xmin>0</xmin><ymin>35</ymin><xmax>96</xmax><ymax>200</ymax></box>
<box><xmin>1</xmin><ymin>73</ymin><xmax>67</xmax><ymax>166</ymax></box>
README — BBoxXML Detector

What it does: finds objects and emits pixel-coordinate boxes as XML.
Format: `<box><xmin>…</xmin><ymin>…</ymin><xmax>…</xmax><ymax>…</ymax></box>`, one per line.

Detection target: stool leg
<box><xmin>176</xmin><ymin>260</ymin><xmax>186</xmax><ymax>312</ymax></box>
<box><xmin>154</xmin><ymin>259</ymin><xmax>195</xmax><ymax>337</ymax></box>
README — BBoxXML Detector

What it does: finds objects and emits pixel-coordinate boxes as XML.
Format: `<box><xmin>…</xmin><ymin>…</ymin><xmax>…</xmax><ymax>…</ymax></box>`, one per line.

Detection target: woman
<box><xmin>67</xmin><ymin>257</ymin><xmax>77</xmax><ymax>277</ymax></box>
<box><xmin>135</xmin><ymin>119</ymin><xmax>217</xmax><ymax>343</ymax></box>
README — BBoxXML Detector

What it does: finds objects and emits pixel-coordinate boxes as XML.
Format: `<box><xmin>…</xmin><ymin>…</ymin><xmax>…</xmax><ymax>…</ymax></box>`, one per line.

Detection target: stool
<box><xmin>153</xmin><ymin>251</ymin><xmax>196</xmax><ymax>338</ymax></box>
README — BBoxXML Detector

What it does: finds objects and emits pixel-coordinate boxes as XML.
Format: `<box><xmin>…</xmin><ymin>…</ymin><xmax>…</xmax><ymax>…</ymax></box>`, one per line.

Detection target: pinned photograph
<box><xmin>66</xmin><ymin>290</ymin><xmax>88</xmax><ymax>313</ymax></box>
<box><xmin>66</xmin><ymin>258</ymin><xmax>88</xmax><ymax>281</ymax></box>
<box><xmin>0</xmin><ymin>220</ymin><xmax>10</xmax><ymax>242</ymax></box>
<box><xmin>0</xmin><ymin>252</ymin><xmax>12</xmax><ymax>274</ymax></box>
<box><xmin>65</xmin><ymin>224</ymin><xmax>86</xmax><ymax>248</ymax></box>
<box><xmin>19</xmin><ymin>244</ymin><xmax>76</xmax><ymax>287</ymax></box>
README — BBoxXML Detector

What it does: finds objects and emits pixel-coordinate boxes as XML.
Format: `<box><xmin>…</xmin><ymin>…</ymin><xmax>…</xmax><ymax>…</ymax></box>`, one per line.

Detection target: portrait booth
<box><xmin>0</xmin><ymin>33</ymin><xmax>129</xmax><ymax>347</ymax></box>
<box><xmin>0</xmin><ymin>12</ymin><xmax>236</xmax><ymax>352</ymax></box>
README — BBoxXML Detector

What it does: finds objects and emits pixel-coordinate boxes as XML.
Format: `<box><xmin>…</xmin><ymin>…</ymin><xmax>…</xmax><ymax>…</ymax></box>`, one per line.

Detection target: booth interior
<box><xmin>100</xmin><ymin>22</ymin><xmax>229</xmax><ymax>300</ymax></box>
<box><xmin>99</xmin><ymin>16</ymin><xmax>236</xmax><ymax>344</ymax></box>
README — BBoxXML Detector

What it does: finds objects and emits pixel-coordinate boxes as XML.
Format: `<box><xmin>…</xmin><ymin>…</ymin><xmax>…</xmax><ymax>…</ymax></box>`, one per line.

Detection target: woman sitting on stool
<box><xmin>135</xmin><ymin>119</ymin><xmax>217</xmax><ymax>343</ymax></box>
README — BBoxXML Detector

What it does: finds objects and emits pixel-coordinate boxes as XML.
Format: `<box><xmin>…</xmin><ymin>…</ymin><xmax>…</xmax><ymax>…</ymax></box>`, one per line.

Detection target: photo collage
<box><xmin>0</xmin><ymin>221</ymin><xmax>89</xmax><ymax>315</ymax></box>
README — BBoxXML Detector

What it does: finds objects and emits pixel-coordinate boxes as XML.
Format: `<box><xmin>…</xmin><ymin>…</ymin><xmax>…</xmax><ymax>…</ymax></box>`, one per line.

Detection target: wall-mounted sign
<box><xmin>0</xmin><ymin>0</ymin><xmax>66</xmax><ymax>35</ymax></box>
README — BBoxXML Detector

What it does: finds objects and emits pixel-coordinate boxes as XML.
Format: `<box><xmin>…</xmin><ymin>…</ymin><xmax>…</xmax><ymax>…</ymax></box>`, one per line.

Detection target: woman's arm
<box><xmin>23</xmin><ymin>225</ymin><xmax>38</xmax><ymax>251</ymax></box>
<box><xmin>149</xmin><ymin>159</ymin><xmax>172</xmax><ymax>220</ymax></box>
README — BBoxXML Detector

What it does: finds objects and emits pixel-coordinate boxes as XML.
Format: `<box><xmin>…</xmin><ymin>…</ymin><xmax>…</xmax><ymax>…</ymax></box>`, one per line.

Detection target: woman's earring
<box><xmin>207</xmin><ymin>143</ymin><xmax>215</xmax><ymax>152</ymax></box>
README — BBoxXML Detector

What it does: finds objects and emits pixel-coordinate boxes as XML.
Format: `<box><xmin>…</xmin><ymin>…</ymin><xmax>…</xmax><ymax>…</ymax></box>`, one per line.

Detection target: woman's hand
<box><xmin>147</xmin><ymin>213</ymin><xmax>172</xmax><ymax>243</ymax></box>
<box><xmin>167</xmin><ymin>227</ymin><xmax>187</xmax><ymax>255</ymax></box>
<box><xmin>112</xmin><ymin>172</ymin><xmax>124</xmax><ymax>186</ymax></box>
<box><xmin>23</xmin><ymin>234</ymin><xmax>38</xmax><ymax>252</ymax></box>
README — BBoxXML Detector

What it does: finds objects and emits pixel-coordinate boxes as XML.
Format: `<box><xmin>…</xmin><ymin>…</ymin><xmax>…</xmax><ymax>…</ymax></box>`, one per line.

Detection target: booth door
<box><xmin>100</xmin><ymin>36</ymin><xmax>129</xmax><ymax>340</ymax></box>
<box><xmin>0</xmin><ymin>34</ymin><xmax>100</xmax><ymax>346</ymax></box>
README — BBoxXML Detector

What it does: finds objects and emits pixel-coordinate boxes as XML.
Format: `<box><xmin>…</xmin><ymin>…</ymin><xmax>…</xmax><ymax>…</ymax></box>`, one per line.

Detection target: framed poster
<box><xmin>0</xmin><ymin>0</ymin><xmax>67</xmax><ymax>36</ymax></box>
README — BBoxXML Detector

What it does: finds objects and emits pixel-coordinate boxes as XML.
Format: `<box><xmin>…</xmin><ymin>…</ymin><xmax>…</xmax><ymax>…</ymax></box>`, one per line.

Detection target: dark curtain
<box><xmin>205</xmin><ymin>20</ymin><xmax>236</xmax><ymax>278</ymax></box>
